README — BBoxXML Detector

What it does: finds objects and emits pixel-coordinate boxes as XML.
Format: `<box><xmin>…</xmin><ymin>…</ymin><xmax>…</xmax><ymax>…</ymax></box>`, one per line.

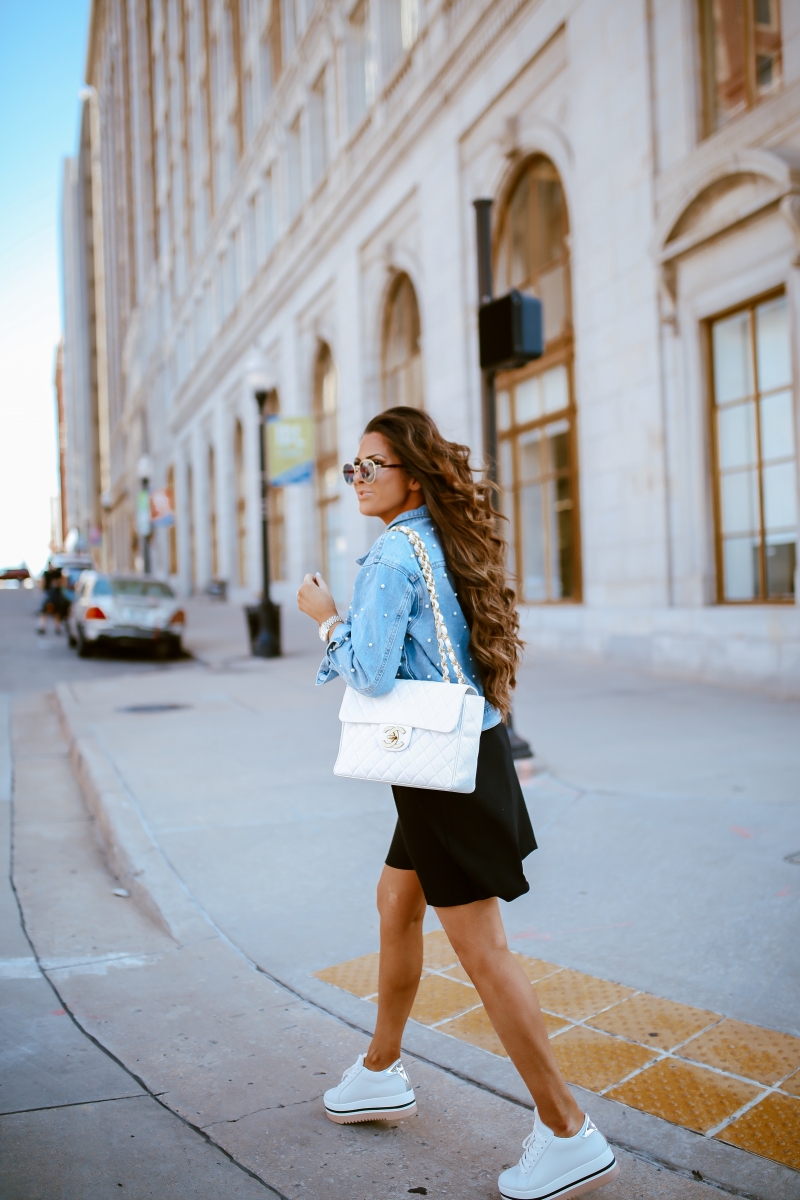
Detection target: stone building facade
<box><xmin>61</xmin><ymin>0</ymin><xmax>800</xmax><ymax>692</ymax></box>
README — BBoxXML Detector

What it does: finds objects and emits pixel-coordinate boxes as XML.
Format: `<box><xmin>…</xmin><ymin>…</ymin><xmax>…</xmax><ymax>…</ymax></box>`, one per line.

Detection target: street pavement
<box><xmin>1</xmin><ymin>586</ymin><xmax>798</xmax><ymax>1196</ymax></box>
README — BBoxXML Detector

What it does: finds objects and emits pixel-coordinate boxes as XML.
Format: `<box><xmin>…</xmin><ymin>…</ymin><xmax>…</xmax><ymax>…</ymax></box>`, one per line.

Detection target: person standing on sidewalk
<box><xmin>37</xmin><ymin>562</ymin><xmax>68</xmax><ymax>636</ymax></box>
<box><xmin>297</xmin><ymin>407</ymin><xmax>618</xmax><ymax>1200</ymax></box>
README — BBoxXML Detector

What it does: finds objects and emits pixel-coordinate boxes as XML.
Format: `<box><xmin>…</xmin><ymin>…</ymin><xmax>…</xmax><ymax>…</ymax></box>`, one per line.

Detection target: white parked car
<box><xmin>68</xmin><ymin>573</ymin><xmax>185</xmax><ymax>658</ymax></box>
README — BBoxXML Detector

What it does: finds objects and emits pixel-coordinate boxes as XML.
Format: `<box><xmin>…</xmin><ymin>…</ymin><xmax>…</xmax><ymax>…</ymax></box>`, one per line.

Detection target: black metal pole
<box><xmin>474</xmin><ymin>199</ymin><xmax>498</xmax><ymax>484</ymax></box>
<box><xmin>253</xmin><ymin>391</ymin><xmax>281</xmax><ymax>658</ymax></box>
<box><xmin>141</xmin><ymin>477</ymin><xmax>152</xmax><ymax>574</ymax></box>
<box><xmin>473</xmin><ymin>199</ymin><xmax>533</xmax><ymax>760</ymax></box>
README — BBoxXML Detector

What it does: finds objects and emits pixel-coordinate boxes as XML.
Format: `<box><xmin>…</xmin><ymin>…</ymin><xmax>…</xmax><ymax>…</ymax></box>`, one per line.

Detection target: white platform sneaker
<box><xmin>323</xmin><ymin>1054</ymin><xmax>417</xmax><ymax>1124</ymax></box>
<box><xmin>498</xmin><ymin>1110</ymin><xmax>619</xmax><ymax>1199</ymax></box>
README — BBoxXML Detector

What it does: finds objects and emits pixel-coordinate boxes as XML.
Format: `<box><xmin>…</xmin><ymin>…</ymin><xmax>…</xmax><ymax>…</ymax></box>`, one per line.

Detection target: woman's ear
<box><xmin>407</xmin><ymin>474</ymin><xmax>422</xmax><ymax>493</ymax></box>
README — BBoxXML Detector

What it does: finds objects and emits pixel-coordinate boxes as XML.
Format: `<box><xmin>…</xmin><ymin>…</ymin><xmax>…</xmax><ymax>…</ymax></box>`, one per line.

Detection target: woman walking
<box><xmin>297</xmin><ymin>407</ymin><xmax>618</xmax><ymax>1200</ymax></box>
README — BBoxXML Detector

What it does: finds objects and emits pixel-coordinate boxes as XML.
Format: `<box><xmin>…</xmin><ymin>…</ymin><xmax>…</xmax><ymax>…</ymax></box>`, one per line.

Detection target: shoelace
<box><xmin>339</xmin><ymin>1054</ymin><xmax>365</xmax><ymax>1086</ymax></box>
<box><xmin>518</xmin><ymin>1125</ymin><xmax>550</xmax><ymax>1174</ymax></box>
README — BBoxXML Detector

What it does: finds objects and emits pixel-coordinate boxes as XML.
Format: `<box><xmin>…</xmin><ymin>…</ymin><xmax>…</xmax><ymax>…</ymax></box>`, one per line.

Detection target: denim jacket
<box><xmin>316</xmin><ymin>505</ymin><xmax>501</xmax><ymax>731</ymax></box>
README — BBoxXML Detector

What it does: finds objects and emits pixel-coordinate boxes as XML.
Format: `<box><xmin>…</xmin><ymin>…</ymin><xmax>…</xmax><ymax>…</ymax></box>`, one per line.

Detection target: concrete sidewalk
<box><xmin>3</xmin><ymin>692</ymin><xmax>726</xmax><ymax>1200</ymax></box>
<box><xmin>46</xmin><ymin>645</ymin><xmax>800</xmax><ymax>1195</ymax></box>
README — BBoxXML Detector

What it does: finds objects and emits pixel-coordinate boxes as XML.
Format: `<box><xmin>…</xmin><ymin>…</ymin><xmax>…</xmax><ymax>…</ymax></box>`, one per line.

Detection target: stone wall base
<box><xmin>518</xmin><ymin>605</ymin><xmax>800</xmax><ymax>697</ymax></box>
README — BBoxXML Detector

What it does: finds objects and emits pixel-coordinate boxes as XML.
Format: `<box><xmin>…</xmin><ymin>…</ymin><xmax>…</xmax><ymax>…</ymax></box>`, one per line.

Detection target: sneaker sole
<box><xmin>324</xmin><ymin>1099</ymin><xmax>418</xmax><ymax>1125</ymax></box>
<box><xmin>500</xmin><ymin>1156</ymin><xmax>619</xmax><ymax>1200</ymax></box>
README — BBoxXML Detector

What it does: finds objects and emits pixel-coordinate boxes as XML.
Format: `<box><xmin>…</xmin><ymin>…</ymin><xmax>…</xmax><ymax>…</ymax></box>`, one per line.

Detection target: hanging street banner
<box><xmin>267</xmin><ymin>416</ymin><xmax>314</xmax><ymax>486</ymax></box>
<box><xmin>135</xmin><ymin>489</ymin><xmax>152</xmax><ymax>537</ymax></box>
<box><xmin>150</xmin><ymin>486</ymin><xmax>175</xmax><ymax>528</ymax></box>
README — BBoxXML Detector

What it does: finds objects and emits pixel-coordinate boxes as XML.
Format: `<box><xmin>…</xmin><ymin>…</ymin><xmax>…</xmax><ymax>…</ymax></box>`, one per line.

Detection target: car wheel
<box><xmin>77</xmin><ymin>628</ymin><xmax>93</xmax><ymax>658</ymax></box>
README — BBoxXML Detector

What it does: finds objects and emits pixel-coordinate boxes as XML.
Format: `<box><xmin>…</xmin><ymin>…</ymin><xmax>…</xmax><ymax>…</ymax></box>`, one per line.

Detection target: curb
<box><xmin>54</xmin><ymin>684</ymin><xmax>798</xmax><ymax>1200</ymax></box>
<box><xmin>55</xmin><ymin>684</ymin><xmax>211</xmax><ymax>947</ymax></box>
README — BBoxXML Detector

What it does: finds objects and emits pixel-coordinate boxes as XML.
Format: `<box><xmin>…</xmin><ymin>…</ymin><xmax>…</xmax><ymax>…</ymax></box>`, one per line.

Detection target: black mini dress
<box><xmin>385</xmin><ymin>721</ymin><xmax>536</xmax><ymax>907</ymax></box>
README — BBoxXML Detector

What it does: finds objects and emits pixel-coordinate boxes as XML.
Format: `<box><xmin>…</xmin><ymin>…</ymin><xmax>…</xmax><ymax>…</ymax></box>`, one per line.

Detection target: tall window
<box><xmin>208</xmin><ymin>445</ymin><xmax>219</xmax><ymax>578</ymax></box>
<box><xmin>260</xmin><ymin>1</ymin><xmax>282</xmax><ymax>106</ymax></box>
<box><xmin>287</xmin><ymin>113</ymin><xmax>303</xmax><ymax>221</ymax></box>
<box><xmin>262</xmin><ymin>390</ymin><xmax>286</xmax><ymax>583</ymax></box>
<box><xmin>309</xmin><ymin>68</ymin><xmax>328</xmax><ymax>188</ymax></box>
<box><xmin>188</xmin><ymin>462</ymin><xmax>197</xmax><ymax>589</ymax></box>
<box><xmin>381</xmin><ymin>0</ymin><xmax>418</xmax><ymax>76</ymax></box>
<box><xmin>496</xmin><ymin>157</ymin><xmax>580</xmax><ymax>603</ymax></box>
<box><xmin>710</xmin><ymin>292</ymin><xmax>796</xmax><ymax>602</ymax></box>
<box><xmin>382</xmin><ymin>273</ymin><xmax>423</xmax><ymax>410</ymax></box>
<box><xmin>346</xmin><ymin>1</ymin><xmax>369</xmax><ymax>132</ymax></box>
<box><xmin>234</xmin><ymin>421</ymin><xmax>247</xmax><ymax>586</ymax></box>
<box><xmin>699</xmin><ymin>0</ymin><xmax>782</xmax><ymax>135</ymax></box>
<box><xmin>314</xmin><ymin>344</ymin><xmax>346</xmax><ymax>601</ymax></box>
<box><xmin>167</xmin><ymin>465</ymin><xmax>178</xmax><ymax>575</ymax></box>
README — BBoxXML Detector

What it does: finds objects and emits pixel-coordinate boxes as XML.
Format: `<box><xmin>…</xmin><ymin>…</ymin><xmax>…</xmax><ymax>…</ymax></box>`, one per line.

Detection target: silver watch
<box><xmin>319</xmin><ymin>614</ymin><xmax>343</xmax><ymax>641</ymax></box>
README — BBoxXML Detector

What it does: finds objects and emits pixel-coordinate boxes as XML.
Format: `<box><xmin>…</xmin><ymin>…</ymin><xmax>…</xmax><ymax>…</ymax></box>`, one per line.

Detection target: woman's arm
<box><xmin>311</xmin><ymin>562</ymin><xmax>415</xmax><ymax>696</ymax></box>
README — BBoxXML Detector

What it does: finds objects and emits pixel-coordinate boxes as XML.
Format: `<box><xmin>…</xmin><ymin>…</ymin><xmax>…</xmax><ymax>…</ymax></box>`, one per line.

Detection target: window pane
<box><xmin>545</xmin><ymin>419</ymin><xmax>571</xmax><ymax>472</ymax></box>
<box><xmin>720</xmin><ymin>468</ymin><xmax>759</xmax><ymax>534</ymax></box>
<box><xmin>499</xmin><ymin>438</ymin><xmax>513</xmax><ymax>487</ymax></box>
<box><xmin>713</xmin><ymin>310</ymin><xmax>753</xmax><ymax>402</ymax></box>
<box><xmin>723</xmin><ymin>536</ymin><xmax>760</xmax><ymax>600</ymax></box>
<box><xmin>534</xmin><ymin>171</ymin><xmax>565</xmax><ymax>272</ymax></box>
<box><xmin>520</xmin><ymin>483</ymin><xmax>546</xmax><ymax>601</ymax></box>
<box><xmin>717</xmin><ymin>401</ymin><xmax>757</xmax><ymax>468</ymax></box>
<box><xmin>755</xmin><ymin>296</ymin><xmax>791</xmax><ymax>392</ymax></box>
<box><xmin>759</xmin><ymin>390</ymin><xmax>794</xmax><ymax>462</ymax></box>
<box><xmin>519</xmin><ymin>428</ymin><xmax>542</xmax><ymax>483</ymax></box>
<box><xmin>765</xmin><ymin>538</ymin><xmax>795</xmax><ymax>598</ymax></box>
<box><xmin>515</xmin><ymin>376</ymin><xmax>541</xmax><ymax>425</ymax></box>
<box><xmin>709</xmin><ymin>0</ymin><xmax>748</xmax><ymax>126</ymax></box>
<box><xmin>542</xmin><ymin>366</ymin><xmax>569</xmax><ymax>415</ymax></box>
<box><xmin>762</xmin><ymin>461</ymin><xmax>797</xmax><ymax>531</ymax></box>
<box><xmin>497</xmin><ymin>390</ymin><xmax>512</xmax><ymax>432</ymax></box>
<box><xmin>539</xmin><ymin>264</ymin><xmax>567</xmax><ymax>343</ymax></box>
<box><xmin>509</xmin><ymin>171</ymin><xmax>531</xmax><ymax>289</ymax></box>
<box><xmin>498</xmin><ymin>444</ymin><xmax>514</xmax><ymax>576</ymax></box>
<box><xmin>754</xmin><ymin>0</ymin><xmax>782</xmax><ymax>97</ymax></box>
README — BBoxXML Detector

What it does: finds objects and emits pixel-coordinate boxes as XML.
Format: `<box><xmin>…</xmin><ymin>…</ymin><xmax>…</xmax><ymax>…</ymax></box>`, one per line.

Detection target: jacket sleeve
<box><xmin>316</xmin><ymin>561</ymin><xmax>414</xmax><ymax>696</ymax></box>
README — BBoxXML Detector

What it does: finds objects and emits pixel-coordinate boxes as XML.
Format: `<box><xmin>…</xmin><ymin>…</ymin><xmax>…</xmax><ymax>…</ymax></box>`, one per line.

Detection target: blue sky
<box><xmin>0</xmin><ymin>0</ymin><xmax>91</xmax><ymax>572</ymax></box>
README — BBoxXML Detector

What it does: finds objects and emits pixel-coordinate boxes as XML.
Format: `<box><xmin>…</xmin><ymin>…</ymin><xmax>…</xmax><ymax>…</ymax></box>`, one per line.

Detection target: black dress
<box><xmin>385</xmin><ymin>722</ymin><xmax>536</xmax><ymax>907</ymax></box>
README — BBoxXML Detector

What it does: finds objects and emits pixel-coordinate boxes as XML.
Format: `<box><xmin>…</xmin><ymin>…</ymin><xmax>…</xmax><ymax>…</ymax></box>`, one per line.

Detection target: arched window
<box><xmin>261</xmin><ymin>390</ymin><xmax>286</xmax><ymax>583</ymax></box>
<box><xmin>313</xmin><ymin>344</ymin><xmax>346</xmax><ymax>601</ymax></box>
<box><xmin>382</xmin><ymin>273</ymin><xmax>423</xmax><ymax>410</ymax></box>
<box><xmin>234</xmin><ymin>421</ymin><xmax>247</xmax><ymax>586</ymax></box>
<box><xmin>187</xmin><ymin>462</ymin><xmax>197</xmax><ymax>590</ymax></box>
<box><xmin>166</xmin><ymin>465</ymin><xmax>178</xmax><ymax>575</ymax></box>
<box><xmin>208</xmin><ymin>445</ymin><xmax>219</xmax><ymax>579</ymax></box>
<box><xmin>495</xmin><ymin>157</ymin><xmax>580</xmax><ymax>603</ymax></box>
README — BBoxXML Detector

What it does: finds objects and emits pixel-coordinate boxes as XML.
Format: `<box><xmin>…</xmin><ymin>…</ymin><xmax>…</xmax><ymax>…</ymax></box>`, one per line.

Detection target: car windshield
<box><xmin>112</xmin><ymin>579</ymin><xmax>174</xmax><ymax>598</ymax></box>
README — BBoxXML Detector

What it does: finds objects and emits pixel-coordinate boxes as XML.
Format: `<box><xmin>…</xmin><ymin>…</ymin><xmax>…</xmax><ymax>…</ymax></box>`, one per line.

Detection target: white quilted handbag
<box><xmin>333</xmin><ymin>526</ymin><xmax>485</xmax><ymax>793</ymax></box>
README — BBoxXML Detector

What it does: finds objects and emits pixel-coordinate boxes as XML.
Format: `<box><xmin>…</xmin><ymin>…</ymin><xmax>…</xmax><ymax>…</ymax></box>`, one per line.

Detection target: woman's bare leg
<box><xmin>365</xmin><ymin>865</ymin><xmax>426</xmax><ymax>1071</ymax></box>
<box><xmin>436</xmin><ymin>897</ymin><xmax>583</xmax><ymax>1137</ymax></box>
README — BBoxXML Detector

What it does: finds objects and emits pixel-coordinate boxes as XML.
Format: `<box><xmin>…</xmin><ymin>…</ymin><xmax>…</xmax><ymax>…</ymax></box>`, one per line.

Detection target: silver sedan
<box><xmin>68</xmin><ymin>573</ymin><xmax>185</xmax><ymax>658</ymax></box>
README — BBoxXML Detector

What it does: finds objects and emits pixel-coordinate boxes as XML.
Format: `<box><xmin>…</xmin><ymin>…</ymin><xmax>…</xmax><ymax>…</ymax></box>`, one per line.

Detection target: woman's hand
<box><xmin>296</xmin><ymin>573</ymin><xmax>339</xmax><ymax>625</ymax></box>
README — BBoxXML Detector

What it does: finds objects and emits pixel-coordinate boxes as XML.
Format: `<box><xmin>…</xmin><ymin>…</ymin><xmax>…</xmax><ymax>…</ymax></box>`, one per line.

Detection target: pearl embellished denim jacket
<box><xmin>316</xmin><ymin>505</ymin><xmax>501</xmax><ymax>732</ymax></box>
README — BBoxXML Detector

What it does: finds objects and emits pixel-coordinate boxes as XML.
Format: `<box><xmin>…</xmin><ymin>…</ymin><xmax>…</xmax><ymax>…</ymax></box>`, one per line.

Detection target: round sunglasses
<box><xmin>342</xmin><ymin>458</ymin><xmax>404</xmax><ymax>485</ymax></box>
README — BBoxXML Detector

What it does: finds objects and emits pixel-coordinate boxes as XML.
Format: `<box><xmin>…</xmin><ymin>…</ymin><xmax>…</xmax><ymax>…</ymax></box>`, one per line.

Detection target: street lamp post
<box><xmin>136</xmin><ymin>454</ymin><xmax>153</xmax><ymax>575</ymax></box>
<box><xmin>254</xmin><ymin>391</ymin><xmax>281</xmax><ymax>657</ymax></box>
<box><xmin>473</xmin><ymin>199</ymin><xmax>533</xmax><ymax>761</ymax></box>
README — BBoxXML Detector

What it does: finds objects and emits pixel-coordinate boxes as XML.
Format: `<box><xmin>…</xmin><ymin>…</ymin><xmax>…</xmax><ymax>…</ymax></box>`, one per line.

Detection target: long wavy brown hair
<box><xmin>364</xmin><ymin>407</ymin><xmax>523</xmax><ymax>718</ymax></box>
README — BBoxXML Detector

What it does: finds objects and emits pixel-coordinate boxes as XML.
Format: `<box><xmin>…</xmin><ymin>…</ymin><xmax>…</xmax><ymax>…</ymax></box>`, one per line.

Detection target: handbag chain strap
<box><xmin>395</xmin><ymin>526</ymin><xmax>468</xmax><ymax>686</ymax></box>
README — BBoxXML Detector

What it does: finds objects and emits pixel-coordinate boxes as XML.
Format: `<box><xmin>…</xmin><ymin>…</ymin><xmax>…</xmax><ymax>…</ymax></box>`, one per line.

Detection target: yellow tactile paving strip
<box><xmin>313</xmin><ymin>931</ymin><xmax>800</xmax><ymax>1171</ymax></box>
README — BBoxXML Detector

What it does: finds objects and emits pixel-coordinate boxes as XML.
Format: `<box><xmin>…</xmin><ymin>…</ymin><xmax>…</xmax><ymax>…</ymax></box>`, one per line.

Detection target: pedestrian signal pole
<box><xmin>473</xmin><ymin>198</ymin><xmax>538</xmax><ymax>761</ymax></box>
<box><xmin>254</xmin><ymin>390</ymin><xmax>282</xmax><ymax>658</ymax></box>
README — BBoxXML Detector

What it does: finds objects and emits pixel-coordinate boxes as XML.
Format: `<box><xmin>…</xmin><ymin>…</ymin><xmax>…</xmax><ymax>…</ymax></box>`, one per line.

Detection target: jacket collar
<box><xmin>355</xmin><ymin>506</ymin><xmax>430</xmax><ymax>564</ymax></box>
<box><xmin>387</xmin><ymin>504</ymin><xmax>430</xmax><ymax>529</ymax></box>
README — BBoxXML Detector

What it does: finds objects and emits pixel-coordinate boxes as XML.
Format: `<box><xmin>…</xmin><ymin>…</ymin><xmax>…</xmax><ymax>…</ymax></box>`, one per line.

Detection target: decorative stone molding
<box><xmin>779</xmin><ymin>193</ymin><xmax>800</xmax><ymax>267</ymax></box>
<box><xmin>654</xmin><ymin>147</ymin><xmax>800</xmax><ymax>325</ymax></box>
